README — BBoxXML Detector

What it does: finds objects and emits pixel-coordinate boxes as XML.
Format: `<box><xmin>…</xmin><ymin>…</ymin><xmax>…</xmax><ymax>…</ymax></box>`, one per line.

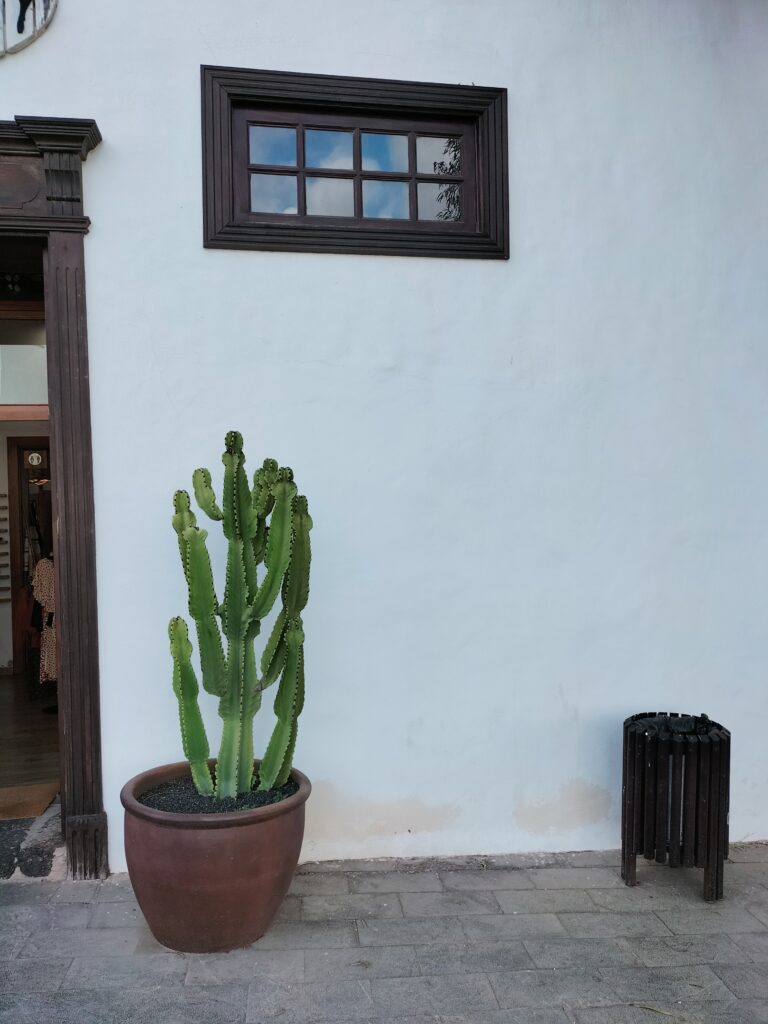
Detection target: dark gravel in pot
<box><xmin>138</xmin><ymin>774</ymin><xmax>299</xmax><ymax>814</ymax></box>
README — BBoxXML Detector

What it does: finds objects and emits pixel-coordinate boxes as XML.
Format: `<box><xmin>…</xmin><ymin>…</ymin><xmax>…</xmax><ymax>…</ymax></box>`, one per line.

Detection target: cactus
<box><xmin>169</xmin><ymin>432</ymin><xmax>311</xmax><ymax>799</ymax></box>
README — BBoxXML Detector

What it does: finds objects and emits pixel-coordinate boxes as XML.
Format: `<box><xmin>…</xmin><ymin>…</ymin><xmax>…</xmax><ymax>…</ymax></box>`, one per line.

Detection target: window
<box><xmin>202</xmin><ymin>67</ymin><xmax>508</xmax><ymax>259</ymax></box>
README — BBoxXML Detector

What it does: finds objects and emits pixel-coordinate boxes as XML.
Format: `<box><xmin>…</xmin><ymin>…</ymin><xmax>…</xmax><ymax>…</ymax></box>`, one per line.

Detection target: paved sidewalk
<box><xmin>2</xmin><ymin>847</ymin><xmax>768</xmax><ymax>1023</ymax></box>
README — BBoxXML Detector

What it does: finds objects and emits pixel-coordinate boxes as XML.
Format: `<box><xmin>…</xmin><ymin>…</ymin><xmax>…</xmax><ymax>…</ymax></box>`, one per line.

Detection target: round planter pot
<box><xmin>120</xmin><ymin>760</ymin><xmax>311</xmax><ymax>953</ymax></box>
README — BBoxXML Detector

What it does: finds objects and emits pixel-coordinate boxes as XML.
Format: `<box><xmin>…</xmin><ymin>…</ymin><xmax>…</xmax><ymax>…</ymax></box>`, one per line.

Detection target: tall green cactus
<box><xmin>169</xmin><ymin>432</ymin><xmax>311</xmax><ymax>799</ymax></box>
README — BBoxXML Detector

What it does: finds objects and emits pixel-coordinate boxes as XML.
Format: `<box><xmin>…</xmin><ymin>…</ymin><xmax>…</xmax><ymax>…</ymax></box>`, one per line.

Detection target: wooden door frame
<box><xmin>0</xmin><ymin>116</ymin><xmax>105</xmax><ymax>877</ymax></box>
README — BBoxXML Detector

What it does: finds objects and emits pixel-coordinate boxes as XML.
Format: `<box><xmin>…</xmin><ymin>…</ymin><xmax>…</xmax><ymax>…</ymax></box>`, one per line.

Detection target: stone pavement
<box><xmin>2</xmin><ymin>847</ymin><xmax>768</xmax><ymax>1023</ymax></box>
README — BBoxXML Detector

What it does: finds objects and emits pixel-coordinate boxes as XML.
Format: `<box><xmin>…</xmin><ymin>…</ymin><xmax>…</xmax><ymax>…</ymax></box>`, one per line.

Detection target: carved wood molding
<box><xmin>0</xmin><ymin>116</ymin><xmax>101</xmax><ymax>228</ymax></box>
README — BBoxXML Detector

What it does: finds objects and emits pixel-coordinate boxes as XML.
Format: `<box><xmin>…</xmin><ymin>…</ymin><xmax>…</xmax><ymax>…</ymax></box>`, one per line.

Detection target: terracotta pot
<box><xmin>120</xmin><ymin>760</ymin><xmax>311</xmax><ymax>953</ymax></box>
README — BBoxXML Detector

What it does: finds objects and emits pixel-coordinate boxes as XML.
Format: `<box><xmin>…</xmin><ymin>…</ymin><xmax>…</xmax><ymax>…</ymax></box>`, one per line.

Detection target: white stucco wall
<box><xmin>2</xmin><ymin>1</ymin><xmax>768</xmax><ymax>872</ymax></box>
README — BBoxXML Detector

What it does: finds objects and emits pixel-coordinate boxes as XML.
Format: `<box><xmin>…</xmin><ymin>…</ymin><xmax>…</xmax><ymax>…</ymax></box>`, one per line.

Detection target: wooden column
<box><xmin>44</xmin><ymin>231</ymin><xmax>107</xmax><ymax>878</ymax></box>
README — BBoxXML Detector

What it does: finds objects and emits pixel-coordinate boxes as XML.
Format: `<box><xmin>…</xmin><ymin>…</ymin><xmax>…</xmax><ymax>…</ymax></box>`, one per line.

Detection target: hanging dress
<box><xmin>32</xmin><ymin>557</ymin><xmax>56</xmax><ymax>683</ymax></box>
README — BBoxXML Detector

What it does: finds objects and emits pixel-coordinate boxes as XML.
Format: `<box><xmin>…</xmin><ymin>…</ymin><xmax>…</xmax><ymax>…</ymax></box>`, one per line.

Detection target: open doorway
<box><xmin>1</xmin><ymin>115</ymin><xmax>105</xmax><ymax>879</ymax></box>
<box><xmin>0</xmin><ymin>239</ymin><xmax>60</xmax><ymax>876</ymax></box>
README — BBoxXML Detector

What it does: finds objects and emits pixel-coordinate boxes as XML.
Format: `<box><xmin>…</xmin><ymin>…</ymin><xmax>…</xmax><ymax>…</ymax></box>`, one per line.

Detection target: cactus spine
<box><xmin>170</xmin><ymin>432</ymin><xmax>311</xmax><ymax>799</ymax></box>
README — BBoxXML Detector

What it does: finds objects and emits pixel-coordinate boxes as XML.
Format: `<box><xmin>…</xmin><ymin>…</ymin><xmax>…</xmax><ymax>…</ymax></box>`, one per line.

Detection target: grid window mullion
<box><xmin>353</xmin><ymin>128</ymin><xmax>362</xmax><ymax>219</ymax></box>
<box><xmin>296</xmin><ymin>126</ymin><xmax>307</xmax><ymax>216</ymax></box>
<box><xmin>408</xmin><ymin>133</ymin><xmax>417</xmax><ymax>221</ymax></box>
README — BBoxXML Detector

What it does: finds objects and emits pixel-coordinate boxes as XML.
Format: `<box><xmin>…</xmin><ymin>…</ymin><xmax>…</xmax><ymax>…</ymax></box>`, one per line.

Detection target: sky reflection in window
<box><xmin>361</xmin><ymin>133</ymin><xmax>409</xmax><ymax>173</ymax></box>
<box><xmin>249</xmin><ymin>126</ymin><xmax>297</xmax><ymax>166</ymax></box>
<box><xmin>362</xmin><ymin>180</ymin><xmax>409</xmax><ymax>219</ymax></box>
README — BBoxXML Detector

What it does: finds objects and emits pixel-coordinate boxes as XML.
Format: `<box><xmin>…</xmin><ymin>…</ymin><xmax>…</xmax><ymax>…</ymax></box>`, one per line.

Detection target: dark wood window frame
<box><xmin>202</xmin><ymin>66</ymin><xmax>509</xmax><ymax>259</ymax></box>
<box><xmin>0</xmin><ymin>116</ymin><xmax>105</xmax><ymax>878</ymax></box>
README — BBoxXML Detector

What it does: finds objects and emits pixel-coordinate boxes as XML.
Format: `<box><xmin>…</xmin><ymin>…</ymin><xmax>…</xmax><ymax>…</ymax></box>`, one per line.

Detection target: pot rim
<box><xmin>120</xmin><ymin>759</ymin><xmax>311</xmax><ymax>830</ymax></box>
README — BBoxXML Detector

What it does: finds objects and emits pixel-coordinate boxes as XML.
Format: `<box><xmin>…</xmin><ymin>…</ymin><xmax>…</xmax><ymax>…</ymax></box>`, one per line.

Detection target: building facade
<box><xmin>1</xmin><ymin>0</ymin><xmax>767</xmax><ymax>874</ymax></box>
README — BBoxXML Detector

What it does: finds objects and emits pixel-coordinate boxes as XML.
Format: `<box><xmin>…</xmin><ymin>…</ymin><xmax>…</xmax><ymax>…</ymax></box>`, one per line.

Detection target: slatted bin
<box><xmin>621</xmin><ymin>712</ymin><xmax>730</xmax><ymax>901</ymax></box>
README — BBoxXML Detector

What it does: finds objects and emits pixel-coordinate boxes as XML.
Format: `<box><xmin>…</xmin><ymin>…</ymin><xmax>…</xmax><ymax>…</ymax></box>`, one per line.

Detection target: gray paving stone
<box><xmin>0</xmin><ymin>986</ymin><xmax>249</xmax><ymax>1024</ymax></box>
<box><xmin>306</xmin><ymin>978</ymin><xmax>379</xmax><ymax>1021</ymax></box>
<box><xmin>244</xmin><ymin>978</ymin><xmax>312</xmax><ymax>1022</ymax></box>
<box><xmin>299</xmin><ymin>858</ymin><xmax>407</xmax><ymax>874</ymax></box>
<box><xmin>0</xmin><ymin>881</ymin><xmax>59</xmax><ymax>904</ymax></box>
<box><xmin>495</xmin><ymin>889</ymin><xmax>596</xmax><ymax>914</ymax></box>
<box><xmin>487</xmin><ymin>967</ymin><xmax>616</xmax><ymax>1008</ymax></box>
<box><xmin>557</xmin><ymin>850</ymin><xmax>622</xmax><ymax>868</ymax></box>
<box><xmin>95</xmin><ymin>875</ymin><xmax>135</xmax><ymax>902</ymax></box>
<box><xmin>739</xmin><ymin>1001</ymin><xmax>768</xmax><ymax>1023</ymax></box>
<box><xmin>18</xmin><ymin>925</ymin><xmax>144</xmax><ymax>958</ymax></box>
<box><xmin>349</xmin><ymin>871</ymin><xmax>443</xmax><ymax>894</ymax></box>
<box><xmin>255</xmin><ymin>920</ymin><xmax>359</xmax><ymax>949</ymax></box>
<box><xmin>304</xmin><ymin>945</ymin><xmax>420</xmax><ymax>981</ymax></box>
<box><xmin>587</xmin><ymin>884</ymin><xmax>700</xmax><ymax>911</ymax></box>
<box><xmin>441</xmin><ymin>869</ymin><xmax>534</xmax><ymax>892</ymax></box>
<box><xmin>0</xmin><ymin>927</ymin><xmax>29</xmax><ymax>959</ymax></box>
<box><xmin>571</xmin><ymin>1004</ymin><xmax>751</xmax><ymax>1024</ymax></box>
<box><xmin>529</xmin><ymin>867</ymin><xmax>623</xmax><ymax>890</ymax></box>
<box><xmin>729</xmin><ymin>931</ymin><xmax>768</xmax><ymax>963</ymax></box>
<box><xmin>289</xmin><ymin>873</ymin><xmax>351</xmax><ymax>896</ymax></box>
<box><xmin>441</xmin><ymin>1011</ymin><xmax>571</xmax><ymax>1024</ymax></box>
<box><xmin>275</xmin><ymin>895</ymin><xmax>303</xmax><ymax>922</ymax></box>
<box><xmin>729</xmin><ymin>845</ymin><xmax>768</xmax><ymax>864</ymax></box>
<box><xmin>88</xmin><ymin>899</ymin><xmax>144</xmax><ymax>928</ymax></box>
<box><xmin>461</xmin><ymin>914</ymin><xmax>566</xmax><ymax>941</ymax></box>
<box><xmin>51</xmin><ymin>881</ymin><xmax>102</xmax><ymax>903</ymax></box>
<box><xmin>415</xmin><ymin>941</ymin><xmax>533</xmax><ymax>975</ymax></box>
<box><xmin>523</xmin><ymin>937</ymin><xmax>641</xmax><ymax>968</ymax></box>
<box><xmin>558</xmin><ymin>911</ymin><xmax>672</xmax><ymax>938</ymax></box>
<box><xmin>485</xmin><ymin>853</ymin><xmax>561</xmax><ymax>869</ymax></box>
<box><xmin>302</xmin><ymin>893</ymin><xmax>403</xmax><ymax>921</ymax></box>
<box><xmin>401</xmin><ymin>890</ymin><xmax>501</xmax><ymax>917</ymax></box>
<box><xmin>744</xmin><ymin>900</ymin><xmax>768</xmax><ymax>928</ymax></box>
<box><xmin>625</xmin><ymin>933</ymin><xmax>749</xmax><ymax>967</ymax></box>
<box><xmin>0</xmin><ymin>901</ymin><xmax>91</xmax><ymax>930</ymax></box>
<box><xmin>371</xmin><ymin>973</ymin><xmax>499</xmax><ymax>1015</ymax></box>
<box><xmin>725</xmin><ymin>864</ymin><xmax>768</xmax><ymax>886</ymax></box>
<box><xmin>186</xmin><ymin>948</ymin><xmax>304</xmax><ymax>985</ymax></box>
<box><xmin>715</xmin><ymin>965</ymin><xmax>768</xmax><ymax>999</ymax></box>
<box><xmin>655</xmin><ymin>906</ymin><xmax>767</xmax><ymax>935</ymax></box>
<box><xmin>0</xmin><ymin>957</ymin><xmax>71</xmax><ymax>993</ymax></box>
<box><xmin>633</xmin><ymin>864</ymin><xmax>702</xmax><ymax>887</ymax></box>
<box><xmin>600</xmin><ymin>964</ymin><xmax>735</xmax><ymax>1002</ymax></box>
<box><xmin>357</xmin><ymin>916</ymin><xmax>466</xmax><ymax>947</ymax></box>
<box><xmin>63</xmin><ymin>953</ymin><xmax>187</xmax><ymax>989</ymax></box>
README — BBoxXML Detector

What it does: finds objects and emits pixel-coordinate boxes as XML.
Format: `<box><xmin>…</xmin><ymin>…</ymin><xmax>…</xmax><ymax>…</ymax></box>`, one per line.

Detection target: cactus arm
<box><xmin>258</xmin><ymin>617</ymin><xmax>304</xmax><ymax>791</ymax></box>
<box><xmin>237</xmin><ymin>620</ymin><xmax>262</xmax><ymax>793</ymax></box>
<box><xmin>251</xmin><ymin>477</ymin><xmax>296</xmax><ymax>621</ymax></box>
<box><xmin>184</xmin><ymin>526</ymin><xmax>226</xmax><ymax>697</ymax></box>
<box><xmin>169</xmin><ymin>618</ymin><xmax>213</xmax><ymax>795</ymax></box>
<box><xmin>282</xmin><ymin>496</ymin><xmax>312</xmax><ymax>617</ymax></box>
<box><xmin>260</xmin><ymin>609</ymin><xmax>287</xmax><ymax>690</ymax></box>
<box><xmin>273</xmin><ymin>648</ymin><xmax>305</xmax><ymax>786</ymax></box>
<box><xmin>172</xmin><ymin>491</ymin><xmax>197</xmax><ymax>581</ymax></box>
<box><xmin>192</xmin><ymin>467</ymin><xmax>224</xmax><ymax>521</ymax></box>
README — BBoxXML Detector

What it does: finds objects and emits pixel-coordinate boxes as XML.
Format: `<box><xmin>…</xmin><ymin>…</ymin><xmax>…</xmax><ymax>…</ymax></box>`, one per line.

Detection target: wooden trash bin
<box><xmin>621</xmin><ymin>712</ymin><xmax>730</xmax><ymax>901</ymax></box>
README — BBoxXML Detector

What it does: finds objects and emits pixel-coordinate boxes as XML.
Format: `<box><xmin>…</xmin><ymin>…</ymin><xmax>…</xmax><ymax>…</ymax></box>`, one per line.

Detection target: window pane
<box><xmin>361</xmin><ymin>133</ymin><xmax>409</xmax><ymax>172</ymax></box>
<box><xmin>249</xmin><ymin>126</ymin><xmax>296</xmax><ymax>166</ymax></box>
<box><xmin>306</xmin><ymin>177</ymin><xmax>354</xmax><ymax>217</ymax></box>
<box><xmin>250</xmin><ymin>174</ymin><xmax>298</xmax><ymax>214</ymax></box>
<box><xmin>305</xmin><ymin>130</ymin><xmax>353</xmax><ymax>169</ymax></box>
<box><xmin>417</xmin><ymin>182</ymin><xmax>462</xmax><ymax>222</ymax></box>
<box><xmin>0</xmin><ymin>322</ymin><xmax>48</xmax><ymax>404</ymax></box>
<box><xmin>362</xmin><ymin>180</ymin><xmax>409</xmax><ymax>220</ymax></box>
<box><xmin>416</xmin><ymin>136</ymin><xmax>461</xmax><ymax>175</ymax></box>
